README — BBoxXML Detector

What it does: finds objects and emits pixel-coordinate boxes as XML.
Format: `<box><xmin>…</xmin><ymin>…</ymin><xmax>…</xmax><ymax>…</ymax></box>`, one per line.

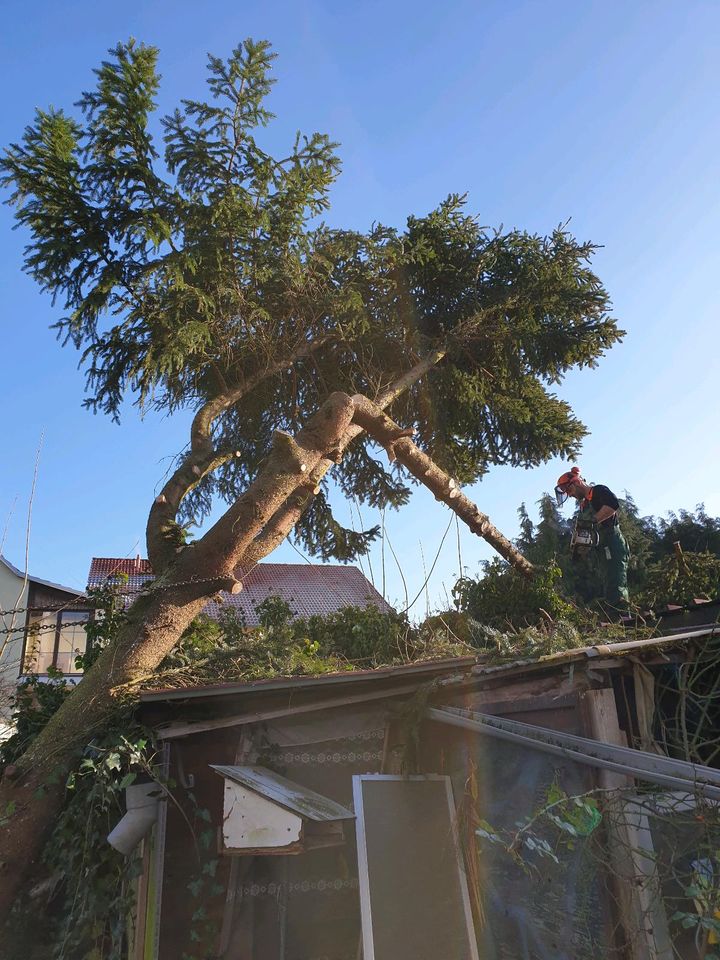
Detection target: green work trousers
<box><xmin>598</xmin><ymin>523</ymin><xmax>629</xmax><ymax>606</ymax></box>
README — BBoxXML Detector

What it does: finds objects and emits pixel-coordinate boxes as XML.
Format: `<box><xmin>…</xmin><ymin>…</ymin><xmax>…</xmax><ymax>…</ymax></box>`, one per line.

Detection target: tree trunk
<box><xmin>0</xmin><ymin>385</ymin><xmax>533</xmax><ymax>921</ymax></box>
<box><xmin>0</xmin><ymin>587</ymin><xmax>209</xmax><ymax>918</ymax></box>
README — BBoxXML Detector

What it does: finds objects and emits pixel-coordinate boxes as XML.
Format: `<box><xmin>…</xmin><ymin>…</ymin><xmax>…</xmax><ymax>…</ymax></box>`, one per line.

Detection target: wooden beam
<box><xmin>156</xmin><ymin>684</ymin><xmax>420</xmax><ymax>740</ymax></box>
<box><xmin>581</xmin><ymin>689</ymin><xmax>673</xmax><ymax>960</ymax></box>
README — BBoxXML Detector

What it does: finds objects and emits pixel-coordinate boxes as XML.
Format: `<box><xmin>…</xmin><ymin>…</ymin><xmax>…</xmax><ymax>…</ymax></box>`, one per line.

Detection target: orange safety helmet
<box><xmin>555</xmin><ymin>465</ymin><xmax>583</xmax><ymax>506</ymax></box>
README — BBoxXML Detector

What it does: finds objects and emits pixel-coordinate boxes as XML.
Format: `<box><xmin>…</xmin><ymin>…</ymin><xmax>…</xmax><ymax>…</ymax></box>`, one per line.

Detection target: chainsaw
<box><xmin>570</xmin><ymin>514</ymin><xmax>598</xmax><ymax>560</ymax></box>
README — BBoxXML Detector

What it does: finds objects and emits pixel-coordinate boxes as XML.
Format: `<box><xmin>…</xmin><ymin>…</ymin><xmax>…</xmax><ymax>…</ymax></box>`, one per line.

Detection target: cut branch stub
<box><xmin>272</xmin><ymin>430</ymin><xmax>308</xmax><ymax>472</ymax></box>
<box><xmin>384</xmin><ymin>427</ymin><xmax>416</xmax><ymax>462</ymax></box>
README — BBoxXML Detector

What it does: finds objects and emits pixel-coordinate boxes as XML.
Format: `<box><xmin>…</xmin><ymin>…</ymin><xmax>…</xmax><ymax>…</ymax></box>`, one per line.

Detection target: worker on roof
<box><xmin>555</xmin><ymin>466</ymin><xmax>630</xmax><ymax>607</ymax></box>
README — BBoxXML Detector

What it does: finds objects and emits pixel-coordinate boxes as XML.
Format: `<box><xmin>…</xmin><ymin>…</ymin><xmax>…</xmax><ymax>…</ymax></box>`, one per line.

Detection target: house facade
<box><xmin>0</xmin><ymin>555</ymin><xmax>89</xmax><ymax>734</ymax></box>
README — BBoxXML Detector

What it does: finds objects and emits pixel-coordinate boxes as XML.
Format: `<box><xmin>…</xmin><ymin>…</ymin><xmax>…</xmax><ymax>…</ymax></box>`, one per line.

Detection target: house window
<box><xmin>23</xmin><ymin>609</ymin><xmax>91</xmax><ymax>675</ymax></box>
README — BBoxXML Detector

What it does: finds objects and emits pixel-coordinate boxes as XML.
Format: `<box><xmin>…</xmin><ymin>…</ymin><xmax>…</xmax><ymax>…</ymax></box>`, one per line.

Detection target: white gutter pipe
<box><xmin>107</xmin><ymin>782</ymin><xmax>160</xmax><ymax>855</ymax></box>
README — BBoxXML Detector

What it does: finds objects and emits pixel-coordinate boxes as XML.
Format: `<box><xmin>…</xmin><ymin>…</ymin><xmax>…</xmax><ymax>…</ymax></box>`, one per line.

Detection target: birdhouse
<box><xmin>211</xmin><ymin>764</ymin><xmax>355</xmax><ymax>855</ymax></box>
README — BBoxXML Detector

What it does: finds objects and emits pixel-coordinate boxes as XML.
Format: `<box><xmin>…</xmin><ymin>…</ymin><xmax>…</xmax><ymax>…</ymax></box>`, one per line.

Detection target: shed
<box><xmin>129</xmin><ymin>626</ymin><xmax>720</xmax><ymax>960</ymax></box>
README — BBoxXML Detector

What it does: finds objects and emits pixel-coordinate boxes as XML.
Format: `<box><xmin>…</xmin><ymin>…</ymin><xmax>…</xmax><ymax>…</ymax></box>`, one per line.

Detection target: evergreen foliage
<box><xmin>644</xmin><ymin>505</ymin><xmax>720</xmax><ymax>560</ymax></box>
<box><xmin>1</xmin><ymin>38</ymin><xmax>622</xmax><ymax>561</ymax></box>
<box><xmin>453</xmin><ymin>558</ymin><xmax>576</xmax><ymax>632</ymax></box>
<box><xmin>155</xmin><ymin>596</ymin><xmax>470</xmax><ymax>687</ymax></box>
<box><xmin>640</xmin><ymin>551</ymin><xmax>720</xmax><ymax>608</ymax></box>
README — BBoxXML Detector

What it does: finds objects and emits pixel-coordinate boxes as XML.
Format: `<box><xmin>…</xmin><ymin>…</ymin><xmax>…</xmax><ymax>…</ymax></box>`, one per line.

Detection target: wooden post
<box><xmin>581</xmin><ymin>688</ymin><xmax>673</xmax><ymax>960</ymax></box>
<box><xmin>131</xmin><ymin>838</ymin><xmax>152</xmax><ymax>960</ymax></box>
<box><xmin>218</xmin><ymin>728</ymin><xmax>260</xmax><ymax>959</ymax></box>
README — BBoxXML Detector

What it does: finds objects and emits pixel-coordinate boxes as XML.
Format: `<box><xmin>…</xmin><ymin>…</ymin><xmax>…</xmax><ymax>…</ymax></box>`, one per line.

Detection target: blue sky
<box><xmin>1</xmin><ymin>1</ymin><xmax>719</xmax><ymax>614</ymax></box>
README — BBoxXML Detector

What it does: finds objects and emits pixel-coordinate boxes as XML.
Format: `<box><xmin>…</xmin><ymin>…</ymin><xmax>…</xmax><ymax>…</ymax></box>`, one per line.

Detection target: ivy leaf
<box><xmin>475</xmin><ymin>819</ymin><xmax>502</xmax><ymax>844</ymax></box>
<box><xmin>187</xmin><ymin>877</ymin><xmax>203</xmax><ymax>897</ymax></box>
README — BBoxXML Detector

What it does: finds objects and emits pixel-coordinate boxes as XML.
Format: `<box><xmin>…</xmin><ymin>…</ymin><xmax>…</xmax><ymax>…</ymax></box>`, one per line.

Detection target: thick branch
<box><xmin>243</xmin><ymin>470</ymin><xmax>324</xmax><ymax>565</ymax></box>
<box><xmin>242</xmin><ymin>349</ymin><xmax>447</xmax><ymax>564</ymax></box>
<box><xmin>195</xmin><ymin>392</ymin><xmax>356</xmax><ymax>569</ymax></box>
<box><xmin>189</xmin><ymin>336</ymin><xmax>335</xmax><ymax>452</ymax></box>
<box><xmin>350</xmin><ymin>394</ymin><xmax>534</xmax><ymax>579</ymax></box>
<box><xmin>147</xmin><ymin>336</ymin><xmax>335</xmax><ymax>569</ymax></box>
<box><xmin>374</xmin><ymin>347</ymin><xmax>447</xmax><ymax>409</ymax></box>
<box><xmin>146</xmin><ymin>448</ymin><xmax>240</xmax><ymax>570</ymax></box>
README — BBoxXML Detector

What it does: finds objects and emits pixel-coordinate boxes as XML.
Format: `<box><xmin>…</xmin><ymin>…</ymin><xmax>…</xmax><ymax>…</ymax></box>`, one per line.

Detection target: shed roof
<box><xmin>87</xmin><ymin>557</ymin><xmax>392</xmax><ymax>625</ymax></box>
<box><xmin>140</xmin><ymin>655</ymin><xmax>477</xmax><ymax>702</ymax></box>
<box><xmin>210</xmin><ymin>764</ymin><xmax>355</xmax><ymax>821</ymax></box>
<box><xmin>466</xmin><ymin>625</ymin><xmax>718</xmax><ymax>680</ymax></box>
<box><xmin>140</xmin><ymin>626</ymin><xmax>718</xmax><ymax>705</ymax></box>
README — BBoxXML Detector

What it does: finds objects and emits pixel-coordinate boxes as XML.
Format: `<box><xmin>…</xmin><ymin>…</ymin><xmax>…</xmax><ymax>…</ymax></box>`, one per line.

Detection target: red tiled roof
<box><xmin>89</xmin><ymin>557</ymin><xmax>154</xmax><ymax>578</ymax></box>
<box><xmin>87</xmin><ymin>558</ymin><xmax>393</xmax><ymax>625</ymax></box>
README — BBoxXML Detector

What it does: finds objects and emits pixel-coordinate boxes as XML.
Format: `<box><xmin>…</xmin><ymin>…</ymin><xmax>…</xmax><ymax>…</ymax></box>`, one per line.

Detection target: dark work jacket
<box><xmin>584</xmin><ymin>484</ymin><xmax>620</xmax><ymax>528</ymax></box>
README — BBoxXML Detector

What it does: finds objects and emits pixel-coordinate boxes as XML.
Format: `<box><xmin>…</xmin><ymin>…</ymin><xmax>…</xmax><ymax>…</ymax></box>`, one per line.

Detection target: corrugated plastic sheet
<box><xmin>87</xmin><ymin>558</ymin><xmax>392</xmax><ymax>625</ymax></box>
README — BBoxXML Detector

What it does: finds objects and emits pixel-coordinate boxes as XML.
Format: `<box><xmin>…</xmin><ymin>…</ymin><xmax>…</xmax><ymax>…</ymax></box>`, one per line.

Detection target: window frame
<box><xmin>22</xmin><ymin>607</ymin><xmax>94</xmax><ymax>675</ymax></box>
<box><xmin>620</xmin><ymin>791</ymin><xmax>720</xmax><ymax>959</ymax></box>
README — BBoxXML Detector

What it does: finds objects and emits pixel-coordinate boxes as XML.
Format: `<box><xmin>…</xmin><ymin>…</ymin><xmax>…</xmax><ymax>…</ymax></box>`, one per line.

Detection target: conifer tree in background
<box><xmin>0</xmin><ymin>39</ymin><xmax>622</xmax><ymax>917</ymax></box>
<box><xmin>456</xmin><ymin>497</ymin><xmax>720</xmax><ymax>628</ymax></box>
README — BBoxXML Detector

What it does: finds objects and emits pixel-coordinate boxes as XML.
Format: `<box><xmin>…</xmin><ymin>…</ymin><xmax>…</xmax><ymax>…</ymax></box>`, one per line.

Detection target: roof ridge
<box><xmin>1</xmin><ymin>554</ymin><xmax>83</xmax><ymax>597</ymax></box>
